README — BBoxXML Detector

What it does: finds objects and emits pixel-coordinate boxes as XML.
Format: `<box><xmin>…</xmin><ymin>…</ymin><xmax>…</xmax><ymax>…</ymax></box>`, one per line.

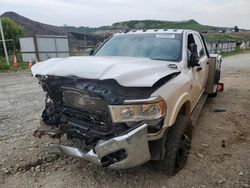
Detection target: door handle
<box><xmin>196</xmin><ymin>67</ymin><xmax>202</xmax><ymax>72</ymax></box>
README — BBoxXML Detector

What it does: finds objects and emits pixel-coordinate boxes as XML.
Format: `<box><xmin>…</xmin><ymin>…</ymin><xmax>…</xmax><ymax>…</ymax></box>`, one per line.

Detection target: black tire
<box><xmin>209</xmin><ymin>92</ymin><xmax>217</xmax><ymax>98</ymax></box>
<box><xmin>208</xmin><ymin>87</ymin><xmax>218</xmax><ymax>98</ymax></box>
<box><xmin>152</xmin><ymin>115</ymin><xmax>193</xmax><ymax>176</ymax></box>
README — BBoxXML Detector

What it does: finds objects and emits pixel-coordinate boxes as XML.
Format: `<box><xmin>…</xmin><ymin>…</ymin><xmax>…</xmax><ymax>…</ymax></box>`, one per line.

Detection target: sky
<box><xmin>0</xmin><ymin>0</ymin><xmax>250</xmax><ymax>29</ymax></box>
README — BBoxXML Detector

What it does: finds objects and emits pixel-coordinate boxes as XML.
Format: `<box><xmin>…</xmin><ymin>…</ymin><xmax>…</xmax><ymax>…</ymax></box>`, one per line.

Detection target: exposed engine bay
<box><xmin>38</xmin><ymin>75</ymin><xmax>170</xmax><ymax>149</ymax></box>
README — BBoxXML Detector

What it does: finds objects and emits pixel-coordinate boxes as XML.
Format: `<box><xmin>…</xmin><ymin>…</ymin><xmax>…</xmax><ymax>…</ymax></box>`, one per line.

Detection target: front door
<box><xmin>187</xmin><ymin>33</ymin><xmax>209</xmax><ymax>106</ymax></box>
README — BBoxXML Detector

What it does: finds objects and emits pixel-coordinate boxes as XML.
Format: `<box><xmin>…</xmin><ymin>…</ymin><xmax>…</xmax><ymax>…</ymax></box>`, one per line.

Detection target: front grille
<box><xmin>60</xmin><ymin>108</ymin><xmax>127</xmax><ymax>146</ymax></box>
<box><xmin>59</xmin><ymin>87</ymin><xmax>128</xmax><ymax>146</ymax></box>
<box><xmin>62</xmin><ymin>108</ymin><xmax>112</xmax><ymax>134</ymax></box>
<box><xmin>61</xmin><ymin>108</ymin><xmax>114</xmax><ymax>145</ymax></box>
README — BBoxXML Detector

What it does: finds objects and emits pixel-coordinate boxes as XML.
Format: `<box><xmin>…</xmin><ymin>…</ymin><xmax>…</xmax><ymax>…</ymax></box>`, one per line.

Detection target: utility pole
<box><xmin>0</xmin><ymin>18</ymin><xmax>9</xmax><ymax>65</ymax></box>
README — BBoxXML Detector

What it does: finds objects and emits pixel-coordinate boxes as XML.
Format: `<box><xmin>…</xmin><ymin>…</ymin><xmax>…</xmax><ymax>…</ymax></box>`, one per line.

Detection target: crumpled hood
<box><xmin>31</xmin><ymin>56</ymin><xmax>180</xmax><ymax>87</ymax></box>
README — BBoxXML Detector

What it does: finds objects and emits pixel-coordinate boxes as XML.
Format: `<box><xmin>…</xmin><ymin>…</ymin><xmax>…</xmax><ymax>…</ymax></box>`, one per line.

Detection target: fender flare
<box><xmin>168</xmin><ymin>92</ymin><xmax>192</xmax><ymax>126</ymax></box>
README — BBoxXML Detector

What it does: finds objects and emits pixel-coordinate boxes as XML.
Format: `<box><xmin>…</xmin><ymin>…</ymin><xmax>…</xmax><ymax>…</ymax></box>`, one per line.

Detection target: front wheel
<box><xmin>152</xmin><ymin>115</ymin><xmax>193</xmax><ymax>176</ymax></box>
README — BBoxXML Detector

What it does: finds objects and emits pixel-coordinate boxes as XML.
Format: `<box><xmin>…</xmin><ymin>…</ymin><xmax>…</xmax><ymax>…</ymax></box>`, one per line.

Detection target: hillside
<box><xmin>111</xmin><ymin>19</ymin><xmax>213</xmax><ymax>31</ymax></box>
<box><xmin>0</xmin><ymin>12</ymin><xmax>104</xmax><ymax>49</ymax></box>
<box><xmin>62</xmin><ymin>19</ymin><xmax>215</xmax><ymax>33</ymax></box>
<box><xmin>62</xmin><ymin>25</ymin><xmax>111</xmax><ymax>34</ymax></box>
<box><xmin>1</xmin><ymin>11</ymin><xmax>249</xmax><ymax>45</ymax></box>
<box><xmin>0</xmin><ymin>11</ymin><xmax>67</xmax><ymax>36</ymax></box>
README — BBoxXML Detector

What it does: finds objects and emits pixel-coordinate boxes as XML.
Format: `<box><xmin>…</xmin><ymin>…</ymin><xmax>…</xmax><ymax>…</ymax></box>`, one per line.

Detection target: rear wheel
<box><xmin>209</xmin><ymin>69</ymin><xmax>221</xmax><ymax>98</ymax></box>
<box><xmin>152</xmin><ymin>115</ymin><xmax>193</xmax><ymax>176</ymax></box>
<box><xmin>208</xmin><ymin>86</ymin><xmax>218</xmax><ymax>97</ymax></box>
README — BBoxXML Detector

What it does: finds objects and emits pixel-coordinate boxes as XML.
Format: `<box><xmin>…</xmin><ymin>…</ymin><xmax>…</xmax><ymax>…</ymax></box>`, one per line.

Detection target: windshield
<box><xmin>95</xmin><ymin>33</ymin><xmax>182</xmax><ymax>62</ymax></box>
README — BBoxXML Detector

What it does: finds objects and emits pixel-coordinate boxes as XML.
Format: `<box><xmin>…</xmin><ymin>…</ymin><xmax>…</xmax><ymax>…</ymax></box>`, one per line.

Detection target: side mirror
<box><xmin>84</xmin><ymin>48</ymin><xmax>94</xmax><ymax>56</ymax></box>
<box><xmin>188</xmin><ymin>43</ymin><xmax>199</xmax><ymax>67</ymax></box>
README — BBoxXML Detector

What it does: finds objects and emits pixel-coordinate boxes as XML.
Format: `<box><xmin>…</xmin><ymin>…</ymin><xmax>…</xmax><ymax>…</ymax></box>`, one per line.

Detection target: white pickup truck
<box><xmin>32</xmin><ymin>29</ymin><xmax>223</xmax><ymax>175</ymax></box>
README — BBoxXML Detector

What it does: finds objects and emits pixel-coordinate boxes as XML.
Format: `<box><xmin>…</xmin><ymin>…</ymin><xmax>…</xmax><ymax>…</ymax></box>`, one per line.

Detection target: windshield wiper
<box><xmin>150</xmin><ymin>58</ymin><xmax>170</xmax><ymax>61</ymax></box>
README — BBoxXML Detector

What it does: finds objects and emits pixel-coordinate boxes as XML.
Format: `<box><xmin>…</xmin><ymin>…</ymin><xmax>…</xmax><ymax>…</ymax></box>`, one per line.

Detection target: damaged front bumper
<box><xmin>39</xmin><ymin>124</ymin><xmax>151</xmax><ymax>169</ymax></box>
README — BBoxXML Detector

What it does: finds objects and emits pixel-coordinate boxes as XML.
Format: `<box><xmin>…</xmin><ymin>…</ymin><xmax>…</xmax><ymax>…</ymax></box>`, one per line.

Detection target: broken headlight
<box><xmin>109</xmin><ymin>97</ymin><xmax>166</xmax><ymax>123</ymax></box>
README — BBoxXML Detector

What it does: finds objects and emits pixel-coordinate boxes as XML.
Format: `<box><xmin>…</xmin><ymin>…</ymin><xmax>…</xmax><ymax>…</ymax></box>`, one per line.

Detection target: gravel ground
<box><xmin>0</xmin><ymin>53</ymin><xmax>250</xmax><ymax>188</ymax></box>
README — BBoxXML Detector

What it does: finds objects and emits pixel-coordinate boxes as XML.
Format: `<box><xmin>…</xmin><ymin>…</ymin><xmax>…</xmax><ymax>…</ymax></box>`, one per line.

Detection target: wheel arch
<box><xmin>168</xmin><ymin>93</ymin><xmax>192</xmax><ymax>127</ymax></box>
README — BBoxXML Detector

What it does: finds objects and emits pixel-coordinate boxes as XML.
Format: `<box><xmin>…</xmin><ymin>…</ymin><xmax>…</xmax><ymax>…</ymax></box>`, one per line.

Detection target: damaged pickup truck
<box><xmin>32</xmin><ymin>29</ymin><xmax>223</xmax><ymax>175</ymax></box>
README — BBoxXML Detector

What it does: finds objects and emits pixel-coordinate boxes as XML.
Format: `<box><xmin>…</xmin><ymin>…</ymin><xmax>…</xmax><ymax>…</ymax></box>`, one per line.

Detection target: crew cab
<box><xmin>32</xmin><ymin>29</ymin><xmax>222</xmax><ymax>175</ymax></box>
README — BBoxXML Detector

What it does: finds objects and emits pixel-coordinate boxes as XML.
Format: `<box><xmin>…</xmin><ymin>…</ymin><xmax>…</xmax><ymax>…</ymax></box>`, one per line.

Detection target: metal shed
<box><xmin>19</xmin><ymin>35</ymin><xmax>69</xmax><ymax>62</ymax></box>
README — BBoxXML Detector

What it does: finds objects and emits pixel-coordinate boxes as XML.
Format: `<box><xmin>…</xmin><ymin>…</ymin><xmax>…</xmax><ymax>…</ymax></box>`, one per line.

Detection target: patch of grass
<box><xmin>0</xmin><ymin>63</ymin><xmax>11</xmax><ymax>71</ymax></box>
<box><xmin>221</xmin><ymin>48</ymin><xmax>250</xmax><ymax>58</ymax></box>
<box><xmin>204</xmin><ymin>32</ymin><xmax>250</xmax><ymax>42</ymax></box>
<box><xmin>0</xmin><ymin>57</ymin><xmax>3</xmax><ymax>64</ymax></box>
<box><xmin>0</xmin><ymin>57</ymin><xmax>11</xmax><ymax>71</ymax></box>
<box><xmin>0</xmin><ymin>56</ymin><xmax>29</xmax><ymax>71</ymax></box>
<box><xmin>19</xmin><ymin>62</ymin><xmax>28</xmax><ymax>70</ymax></box>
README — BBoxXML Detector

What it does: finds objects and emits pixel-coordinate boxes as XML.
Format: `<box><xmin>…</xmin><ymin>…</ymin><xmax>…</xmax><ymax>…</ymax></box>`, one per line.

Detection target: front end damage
<box><xmin>34</xmin><ymin>75</ymin><xmax>168</xmax><ymax>169</ymax></box>
<box><xmin>36</xmin><ymin>122</ymin><xmax>150</xmax><ymax>169</ymax></box>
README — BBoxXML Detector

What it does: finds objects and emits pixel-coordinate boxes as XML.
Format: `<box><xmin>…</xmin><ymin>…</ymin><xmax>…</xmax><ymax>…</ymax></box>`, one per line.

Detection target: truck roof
<box><xmin>114</xmin><ymin>29</ymin><xmax>198</xmax><ymax>36</ymax></box>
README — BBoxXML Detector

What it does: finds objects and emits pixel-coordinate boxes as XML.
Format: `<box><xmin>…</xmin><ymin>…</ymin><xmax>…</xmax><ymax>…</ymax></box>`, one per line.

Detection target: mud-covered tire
<box><xmin>152</xmin><ymin>115</ymin><xmax>193</xmax><ymax>176</ymax></box>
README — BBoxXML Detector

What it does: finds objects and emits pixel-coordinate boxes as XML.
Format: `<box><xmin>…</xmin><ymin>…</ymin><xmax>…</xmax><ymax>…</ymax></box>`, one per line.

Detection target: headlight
<box><xmin>109</xmin><ymin>97</ymin><xmax>166</xmax><ymax>123</ymax></box>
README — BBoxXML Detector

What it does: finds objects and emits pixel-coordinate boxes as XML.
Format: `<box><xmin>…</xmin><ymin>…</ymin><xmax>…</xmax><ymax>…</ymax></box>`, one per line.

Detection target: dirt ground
<box><xmin>0</xmin><ymin>53</ymin><xmax>250</xmax><ymax>188</ymax></box>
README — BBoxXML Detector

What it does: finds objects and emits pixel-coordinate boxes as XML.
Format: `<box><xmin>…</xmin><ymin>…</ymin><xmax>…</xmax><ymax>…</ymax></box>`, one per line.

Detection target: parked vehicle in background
<box><xmin>32</xmin><ymin>29</ymin><xmax>223</xmax><ymax>175</ymax></box>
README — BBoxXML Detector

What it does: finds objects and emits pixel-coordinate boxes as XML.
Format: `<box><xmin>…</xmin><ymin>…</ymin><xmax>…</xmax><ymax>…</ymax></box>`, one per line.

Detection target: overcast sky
<box><xmin>0</xmin><ymin>0</ymin><xmax>249</xmax><ymax>29</ymax></box>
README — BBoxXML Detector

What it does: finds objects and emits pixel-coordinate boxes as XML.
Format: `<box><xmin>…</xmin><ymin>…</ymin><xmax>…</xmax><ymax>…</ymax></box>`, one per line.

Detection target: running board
<box><xmin>190</xmin><ymin>94</ymin><xmax>208</xmax><ymax>126</ymax></box>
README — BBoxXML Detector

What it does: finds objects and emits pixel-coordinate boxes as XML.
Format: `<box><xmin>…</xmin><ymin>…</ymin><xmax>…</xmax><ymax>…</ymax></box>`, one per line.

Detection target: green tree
<box><xmin>0</xmin><ymin>18</ymin><xmax>24</xmax><ymax>55</ymax></box>
<box><xmin>234</xmin><ymin>26</ymin><xmax>239</xmax><ymax>32</ymax></box>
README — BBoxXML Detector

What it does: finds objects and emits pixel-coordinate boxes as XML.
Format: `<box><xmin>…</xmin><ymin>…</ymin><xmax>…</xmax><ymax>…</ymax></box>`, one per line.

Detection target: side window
<box><xmin>187</xmin><ymin>34</ymin><xmax>195</xmax><ymax>52</ymax></box>
<box><xmin>193</xmin><ymin>34</ymin><xmax>205</xmax><ymax>57</ymax></box>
